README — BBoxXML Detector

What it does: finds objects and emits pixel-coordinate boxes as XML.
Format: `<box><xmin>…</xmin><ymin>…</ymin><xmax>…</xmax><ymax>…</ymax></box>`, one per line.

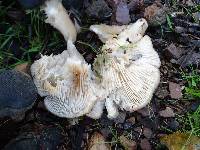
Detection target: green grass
<box><xmin>182</xmin><ymin>69</ymin><xmax>200</xmax><ymax>99</ymax></box>
<box><xmin>178</xmin><ymin>105</ymin><xmax>200</xmax><ymax>139</ymax></box>
<box><xmin>178</xmin><ymin>69</ymin><xmax>200</xmax><ymax>137</ymax></box>
<box><xmin>0</xmin><ymin>2</ymin><xmax>63</xmax><ymax>70</ymax></box>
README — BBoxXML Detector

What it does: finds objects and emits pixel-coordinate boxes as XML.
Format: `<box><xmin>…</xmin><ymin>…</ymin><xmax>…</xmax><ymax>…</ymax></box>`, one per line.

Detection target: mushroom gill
<box><xmin>90</xmin><ymin>18</ymin><xmax>161</xmax><ymax>118</ymax></box>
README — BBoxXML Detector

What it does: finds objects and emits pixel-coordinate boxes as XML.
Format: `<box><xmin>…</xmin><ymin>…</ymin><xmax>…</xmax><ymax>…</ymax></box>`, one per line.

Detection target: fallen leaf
<box><xmin>14</xmin><ymin>63</ymin><xmax>30</xmax><ymax>75</ymax></box>
<box><xmin>160</xmin><ymin>132</ymin><xmax>200</xmax><ymax>150</ymax></box>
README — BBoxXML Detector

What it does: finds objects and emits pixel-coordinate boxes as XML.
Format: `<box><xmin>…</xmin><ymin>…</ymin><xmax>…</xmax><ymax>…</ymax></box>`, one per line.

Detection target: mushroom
<box><xmin>31</xmin><ymin>0</ymin><xmax>102</xmax><ymax>118</ymax></box>
<box><xmin>31</xmin><ymin>40</ymin><xmax>101</xmax><ymax>118</ymax></box>
<box><xmin>90</xmin><ymin>18</ymin><xmax>161</xmax><ymax>118</ymax></box>
<box><xmin>31</xmin><ymin>0</ymin><xmax>160</xmax><ymax>119</ymax></box>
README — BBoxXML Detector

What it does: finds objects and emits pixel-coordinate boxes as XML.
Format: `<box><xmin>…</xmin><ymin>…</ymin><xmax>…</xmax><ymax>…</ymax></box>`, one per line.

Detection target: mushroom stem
<box><xmin>43</xmin><ymin>0</ymin><xmax>77</xmax><ymax>42</ymax></box>
<box><xmin>105</xmin><ymin>98</ymin><xmax>119</xmax><ymax>119</ymax></box>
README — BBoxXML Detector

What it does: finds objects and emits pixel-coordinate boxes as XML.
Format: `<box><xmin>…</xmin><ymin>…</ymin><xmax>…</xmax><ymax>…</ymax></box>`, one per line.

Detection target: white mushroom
<box><xmin>31</xmin><ymin>40</ymin><xmax>101</xmax><ymax>118</ymax></box>
<box><xmin>90</xmin><ymin>18</ymin><xmax>161</xmax><ymax>118</ymax></box>
<box><xmin>31</xmin><ymin>0</ymin><xmax>160</xmax><ymax>119</ymax></box>
<box><xmin>31</xmin><ymin>0</ymin><xmax>102</xmax><ymax>118</ymax></box>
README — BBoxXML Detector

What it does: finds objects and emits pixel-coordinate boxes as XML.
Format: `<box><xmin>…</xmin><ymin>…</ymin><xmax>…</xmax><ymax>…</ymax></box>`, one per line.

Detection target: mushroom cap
<box><xmin>91</xmin><ymin>19</ymin><xmax>160</xmax><ymax>118</ymax></box>
<box><xmin>0</xmin><ymin>70</ymin><xmax>37</xmax><ymax>119</ymax></box>
<box><xmin>31</xmin><ymin>41</ymin><xmax>101</xmax><ymax>118</ymax></box>
<box><xmin>90</xmin><ymin>18</ymin><xmax>148</xmax><ymax>44</ymax></box>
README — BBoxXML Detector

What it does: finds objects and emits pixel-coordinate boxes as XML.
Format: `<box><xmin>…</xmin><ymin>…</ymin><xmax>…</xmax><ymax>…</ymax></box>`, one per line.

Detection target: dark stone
<box><xmin>101</xmin><ymin>128</ymin><xmax>111</xmax><ymax>138</ymax></box>
<box><xmin>177</xmin><ymin>52</ymin><xmax>200</xmax><ymax>67</ymax></box>
<box><xmin>168</xmin><ymin>119</ymin><xmax>179</xmax><ymax>131</ymax></box>
<box><xmin>155</xmin><ymin>85</ymin><xmax>169</xmax><ymax>99</ymax></box>
<box><xmin>189</xmin><ymin>101</ymin><xmax>200</xmax><ymax>111</ymax></box>
<box><xmin>99</xmin><ymin>113</ymin><xmax>113</xmax><ymax>127</ymax></box>
<box><xmin>116</xmin><ymin>1</ymin><xmax>130</xmax><ymax>24</ymax></box>
<box><xmin>17</xmin><ymin>0</ymin><xmax>45</xmax><ymax>9</ymax></box>
<box><xmin>143</xmin><ymin>128</ymin><xmax>153</xmax><ymax>139</ymax></box>
<box><xmin>168</xmin><ymin>82</ymin><xmax>182</xmax><ymax>99</ymax></box>
<box><xmin>0</xmin><ymin>70</ymin><xmax>37</xmax><ymax>120</ymax></box>
<box><xmin>123</xmin><ymin>122</ymin><xmax>133</xmax><ymax>130</ymax></box>
<box><xmin>68</xmin><ymin>124</ymin><xmax>85</xmax><ymax>150</ymax></box>
<box><xmin>164</xmin><ymin>43</ymin><xmax>184</xmax><ymax>60</ymax></box>
<box><xmin>3</xmin><ymin>126</ymin><xmax>64</xmax><ymax>150</ymax></box>
<box><xmin>140</xmin><ymin>138</ymin><xmax>151</xmax><ymax>150</ymax></box>
<box><xmin>62</xmin><ymin>0</ymin><xmax>83</xmax><ymax>11</ymax></box>
<box><xmin>35</xmin><ymin>109</ymin><xmax>62</xmax><ymax>124</ymax></box>
<box><xmin>84</xmin><ymin>0</ymin><xmax>112</xmax><ymax>20</ymax></box>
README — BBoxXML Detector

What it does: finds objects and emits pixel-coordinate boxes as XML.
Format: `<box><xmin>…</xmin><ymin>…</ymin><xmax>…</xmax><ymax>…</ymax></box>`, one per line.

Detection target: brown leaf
<box><xmin>87</xmin><ymin>132</ymin><xmax>110</xmax><ymax>150</ymax></box>
<box><xmin>160</xmin><ymin>132</ymin><xmax>200</xmax><ymax>150</ymax></box>
<box><xmin>14</xmin><ymin>62</ymin><xmax>31</xmax><ymax>76</ymax></box>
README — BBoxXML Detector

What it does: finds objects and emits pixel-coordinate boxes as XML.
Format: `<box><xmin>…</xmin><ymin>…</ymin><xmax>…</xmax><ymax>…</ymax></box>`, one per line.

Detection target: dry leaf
<box><xmin>160</xmin><ymin>132</ymin><xmax>200</xmax><ymax>150</ymax></box>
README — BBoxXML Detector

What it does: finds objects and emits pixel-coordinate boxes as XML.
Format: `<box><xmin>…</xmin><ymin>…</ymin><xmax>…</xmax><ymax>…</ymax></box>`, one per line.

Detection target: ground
<box><xmin>0</xmin><ymin>0</ymin><xmax>200</xmax><ymax>150</ymax></box>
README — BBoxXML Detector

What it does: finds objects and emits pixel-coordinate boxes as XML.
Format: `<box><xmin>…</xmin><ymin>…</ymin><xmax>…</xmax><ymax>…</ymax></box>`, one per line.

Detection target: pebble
<box><xmin>137</xmin><ymin>107</ymin><xmax>150</xmax><ymax>117</ymax></box>
<box><xmin>119</xmin><ymin>135</ymin><xmax>137</xmax><ymax>150</ymax></box>
<box><xmin>84</xmin><ymin>0</ymin><xmax>112</xmax><ymax>20</ymax></box>
<box><xmin>113</xmin><ymin>111</ymin><xmax>126</xmax><ymax>124</ymax></box>
<box><xmin>159</xmin><ymin>107</ymin><xmax>175</xmax><ymax>118</ymax></box>
<box><xmin>165</xmin><ymin>43</ymin><xmax>183</xmax><ymax>60</ymax></box>
<box><xmin>140</xmin><ymin>138</ymin><xmax>152</xmax><ymax>150</ymax></box>
<box><xmin>168</xmin><ymin>119</ymin><xmax>179</xmax><ymax>131</ymax></box>
<box><xmin>143</xmin><ymin>128</ymin><xmax>153</xmax><ymax>139</ymax></box>
<box><xmin>155</xmin><ymin>85</ymin><xmax>169</xmax><ymax>99</ymax></box>
<box><xmin>134</xmin><ymin>127</ymin><xmax>142</xmax><ymax>133</ymax></box>
<box><xmin>100</xmin><ymin>128</ymin><xmax>111</xmax><ymax>138</ymax></box>
<box><xmin>116</xmin><ymin>1</ymin><xmax>131</xmax><ymax>24</ymax></box>
<box><xmin>169</xmin><ymin>82</ymin><xmax>182</xmax><ymax>99</ymax></box>
<box><xmin>123</xmin><ymin>122</ymin><xmax>133</xmax><ymax>130</ymax></box>
<box><xmin>189</xmin><ymin>101</ymin><xmax>200</xmax><ymax>111</ymax></box>
<box><xmin>144</xmin><ymin>2</ymin><xmax>168</xmax><ymax>26</ymax></box>
<box><xmin>127</xmin><ymin>116</ymin><xmax>136</xmax><ymax>124</ymax></box>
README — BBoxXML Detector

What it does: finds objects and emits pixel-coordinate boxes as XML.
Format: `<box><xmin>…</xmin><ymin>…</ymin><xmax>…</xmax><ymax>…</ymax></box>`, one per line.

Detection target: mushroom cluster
<box><xmin>31</xmin><ymin>0</ymin><xmax>160</xmax><ymax>119</ymax></box>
